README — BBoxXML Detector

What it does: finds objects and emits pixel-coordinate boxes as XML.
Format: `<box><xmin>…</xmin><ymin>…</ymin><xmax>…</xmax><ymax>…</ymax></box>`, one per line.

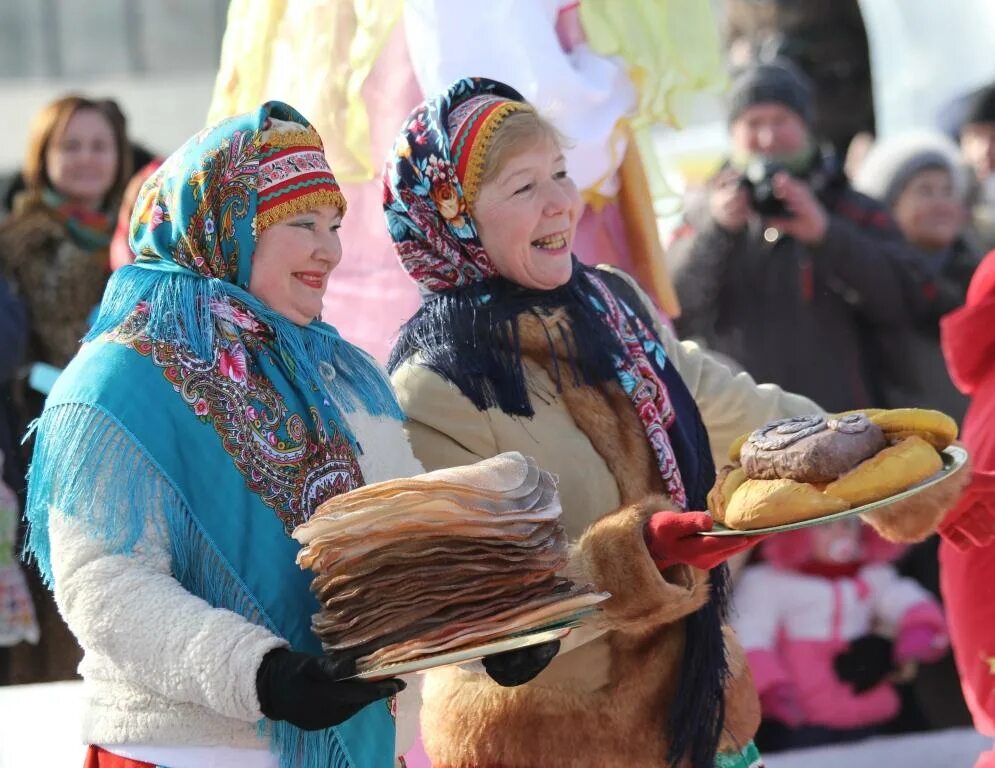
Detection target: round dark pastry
<box><xmin>739</xmin><ymin>414</ymin><xmax>887</xmax><ymax>484</ymax></box>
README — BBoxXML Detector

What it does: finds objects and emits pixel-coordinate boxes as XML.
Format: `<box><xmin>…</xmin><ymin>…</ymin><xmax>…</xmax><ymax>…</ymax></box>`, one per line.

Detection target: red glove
<box><xmin>644</xmin><ymin>511</ymin><xmax>764</xmax><ymax>571</ymax></box>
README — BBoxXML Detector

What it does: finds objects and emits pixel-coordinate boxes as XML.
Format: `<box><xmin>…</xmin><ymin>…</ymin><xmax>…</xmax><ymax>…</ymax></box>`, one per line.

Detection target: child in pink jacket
<box><xmin>733</xmin><ymin>519</ymin><xmax>948</xmax><ymax>751</ymax></box>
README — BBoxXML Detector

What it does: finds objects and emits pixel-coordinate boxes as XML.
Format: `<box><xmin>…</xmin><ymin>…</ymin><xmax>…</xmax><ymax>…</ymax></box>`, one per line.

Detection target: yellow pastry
<box><xmin>824</xmin><ymin>436</ymin><xmax>943</xmax><ymax>507</ymax></box>
<box><xmin>707</xmin><ymin>465</ymin><xmax>747</xmax><ymax>525</ymax></box>
<box><xmin>723</xmin><ymin>478</ymin><xmax>850</xmax><ymax>531</ymax></box>
<box><xmin>866</xmin><ymin>408</ymin><xmax>958</xmax><ymax>451</ymax></box>
<box><xmin>728</xmin><ymin>432</ymin><xmax>750</xmax><ymax>463</ymax></box>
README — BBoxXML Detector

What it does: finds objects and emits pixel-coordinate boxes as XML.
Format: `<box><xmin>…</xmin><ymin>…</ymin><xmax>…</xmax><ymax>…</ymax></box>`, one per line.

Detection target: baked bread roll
<box><xmin>739</xmin><ymin>414</ymin><xmax>886</xmax><ymax>483</ymax></box>
<box><xmin>728</xmin><ymin>432</ymin><xmax>750</xmax><ymax>464</ymax></box>
<box><xmin>824</xmin><ymin>436</ymin><xmax>944</xmax><ymax>507</ymax></box>
<box><xmin>707</xmin><ymin>465</ymin><xmax>747</xmax><ymax>525</ymax></box>
<box><xmin>718</xmin><ymin>409</ymin><xmax>956</xmax><ymax>532</ymax></box>
<box><xmin>723</xmin><ymin>478</ymin><xmax>850</xmax><ymax>530</ymax></box>
<box><xmin>866</xmin><ymin>408</ymin><xmax>958</xmax><ymax>451</ymax></box>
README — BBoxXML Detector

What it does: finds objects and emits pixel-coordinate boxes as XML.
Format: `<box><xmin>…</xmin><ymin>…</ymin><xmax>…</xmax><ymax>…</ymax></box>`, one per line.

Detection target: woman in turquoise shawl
<box><xmin>23</xmin><ymin>101</ymin><xmax>409</xmax><ymax>768</ymax></box>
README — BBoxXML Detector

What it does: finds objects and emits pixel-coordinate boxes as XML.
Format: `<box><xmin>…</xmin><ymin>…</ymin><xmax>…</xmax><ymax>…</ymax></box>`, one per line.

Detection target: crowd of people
<box><xmin>669</xmin><ymin>55</ymin><xmax>995</xmax><ymax>759</ymax></box>
<box><xmin>1</xmin><ymin>3</ymin><xmax>995</xmax><ymax>768</ymax></box>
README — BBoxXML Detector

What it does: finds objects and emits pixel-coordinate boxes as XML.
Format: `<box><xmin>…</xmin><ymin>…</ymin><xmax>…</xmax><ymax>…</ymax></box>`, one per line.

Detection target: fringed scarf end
<box><xmin>89</xmin><ymin>264</ymin><xmax>404</xmax><ymax>430</ymax></box>
<box><xmin>260</xmin><ymin>718</ymin><xmax>356</xmax><ymax>768</ymax></box>
<box><xmin>23</xmin><ymin>404</ymin><xmax>165</xmax><ymax>586</ymax></box>
<box><xmin>667</xmin><ymin>564</ymin><xmax>732</xmax><ymax>768</ymax></box>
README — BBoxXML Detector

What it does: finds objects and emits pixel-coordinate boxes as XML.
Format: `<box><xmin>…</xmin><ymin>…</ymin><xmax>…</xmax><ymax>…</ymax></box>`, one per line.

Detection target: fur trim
<box><xmin>417</xmin><ymin>316</ymin><xmax>758</xmax><ymax>768</ymax></box>
<box><xmin>575</xmin><ymin>496</ymin><xmax>709</xmax><ymax>634</ymax></box>
<box><xmin>0</xmin><ymin>202</ymin><xmax>68</xmax><ymax>271</ymax></box>
<box><xmin>518</xmin><ymin>312</ymin><xmax>665</xmax><ymax>504</ymax></box>
<box><xmin>722</xmin><ymin>625</ymin><xmax>762</xmax><ymax>748</ymax></box>
<box><xmin>421</xmin><ymin>620</ymin><xmax>760</xmax><ymax>768</ymax></box>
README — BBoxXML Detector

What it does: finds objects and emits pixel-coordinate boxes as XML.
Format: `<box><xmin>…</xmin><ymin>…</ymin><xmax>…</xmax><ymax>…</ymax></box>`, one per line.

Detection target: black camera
<box><xmin>739</xmin><ymin>158</ymin><xmax>792</xmax><ymax>218</ymax></box>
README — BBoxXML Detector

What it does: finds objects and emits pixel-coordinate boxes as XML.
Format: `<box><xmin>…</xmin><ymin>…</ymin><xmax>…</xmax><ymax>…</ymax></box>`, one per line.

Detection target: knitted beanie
<box><xmin>727</xmin><ymin>59</ymin><xmax>815</xmax><ymax>125</ymax></box>
<box><xmin>853</xmin><ymin>131</ymin><xmax>967</xmax><ymax>208</ymax></box>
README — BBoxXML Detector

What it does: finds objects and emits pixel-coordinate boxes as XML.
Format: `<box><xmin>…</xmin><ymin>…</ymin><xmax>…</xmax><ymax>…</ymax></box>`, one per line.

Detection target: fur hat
<box><xmin>853</xmin><ymin>131</ymin><xmax>968</xmax><ymax>208</ymax></box>
<box><xmin>727</xmin><ymin>59</ymin><xmax>815</xmax><ymax>125</ymax></box>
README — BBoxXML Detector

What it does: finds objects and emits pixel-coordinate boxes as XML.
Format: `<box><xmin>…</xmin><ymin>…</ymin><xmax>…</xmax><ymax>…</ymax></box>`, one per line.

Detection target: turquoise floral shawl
<box><xmin>24</xmin><ymin>101</ymin><xmax>403</xmax><ymax>768</ymax></box>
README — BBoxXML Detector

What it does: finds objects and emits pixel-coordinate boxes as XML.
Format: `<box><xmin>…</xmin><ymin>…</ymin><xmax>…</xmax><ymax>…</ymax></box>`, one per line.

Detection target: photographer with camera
<box><xmin>671</xmin><ymin>60</ymin><xmax>919</xmax><ymax>412</ymax></box>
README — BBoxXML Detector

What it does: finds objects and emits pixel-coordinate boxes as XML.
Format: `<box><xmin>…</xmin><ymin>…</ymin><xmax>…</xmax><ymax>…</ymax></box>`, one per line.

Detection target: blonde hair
<box><xmin>478</xmin><ymin>109</ymin><xmax>570</xmax><ymax>188</ymax></box>
<box><xmin>23</xmin><ymin>95</ymin><xmax>131</xmax><ymax>208</ymax></box>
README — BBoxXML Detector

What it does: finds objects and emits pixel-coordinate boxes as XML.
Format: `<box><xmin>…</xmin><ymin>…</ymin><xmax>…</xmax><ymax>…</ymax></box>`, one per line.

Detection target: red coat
<box><xmin>939</xmin><ymin>249</ymin><xmax>995</xmax><ymax>739</ymax></box>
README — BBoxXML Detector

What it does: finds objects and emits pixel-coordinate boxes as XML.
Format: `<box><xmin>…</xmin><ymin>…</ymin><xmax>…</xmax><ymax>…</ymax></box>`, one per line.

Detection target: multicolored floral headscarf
<box><xmin>385</xmin><ymin>77</ymin><xmax>687</xmax><ymax>506</ymax></box>
<box><xmin>385</xmin><ymin>78</ymin><xmax>729</xmax><ymax>768</ymax></box>
<box><xmin>384</xmin><ymin>78</ymin><xmax>533</xmax><ymax>294</ymax></box>
<box><xmin>26</xmin><ymin>101</ymin><xmax>401</xmax><ymax>768</ymax></box>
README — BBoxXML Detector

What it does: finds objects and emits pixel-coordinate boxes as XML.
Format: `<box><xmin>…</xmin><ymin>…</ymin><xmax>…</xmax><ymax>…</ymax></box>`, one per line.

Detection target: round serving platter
<box><xmin>699</xmin><ymin>444</ymin><xmax>968</xmax><ymax>537</ymax></box>
<box><xmin>352</xmin><ymin>624</ymin><xmax>575</xmax><ymax>681</ymax></box>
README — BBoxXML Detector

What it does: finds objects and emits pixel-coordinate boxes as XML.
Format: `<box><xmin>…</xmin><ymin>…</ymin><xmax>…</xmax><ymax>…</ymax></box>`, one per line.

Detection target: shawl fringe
<box><xmin>89</xmin><ymin>264</ymin><xmax>404</xmax><ymax>431</ymax></box>
<box><xmin>261</xmin><ymin>720</ymin><xmax>356</xmax><ymax>768</ymax></box>
<box><xmin>22</xmin><ymin>402</ymin><xmax>357</xmax><ymax>768</ymax></box>
<box><xmin>388</xmin><ymin>263</ymin><xmax>625</xmax><ymax>415</ymax></box>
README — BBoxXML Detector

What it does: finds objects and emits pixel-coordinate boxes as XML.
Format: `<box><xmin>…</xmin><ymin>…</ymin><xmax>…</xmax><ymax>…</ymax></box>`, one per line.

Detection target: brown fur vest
<box><xmin>420</xmin><ymin>313</ymin><xmax>761</xmax><ymax>768</ymax></box>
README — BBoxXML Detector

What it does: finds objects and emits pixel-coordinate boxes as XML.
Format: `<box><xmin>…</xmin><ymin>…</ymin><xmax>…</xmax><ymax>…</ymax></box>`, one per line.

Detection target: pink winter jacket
<box><xmin>733</xmin><ymin>563</ymin><xmax>946</xmax><ymax>729</ymax></box>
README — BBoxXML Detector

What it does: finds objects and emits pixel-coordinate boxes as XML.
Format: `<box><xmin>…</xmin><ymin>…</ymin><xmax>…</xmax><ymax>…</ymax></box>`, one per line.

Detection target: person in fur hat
<box><xmin>854</xmin><ymin>130</ymin><xmax>980</xmax><ymax>422</ymax></box>
<box><xmin>383</xmin><ymin>77</ymin><xmax>958</xmax><ymax>768</ymax></box>
<box><xmin>958</xmin><ymin>84</ymin><xmax>995</xmax><ymax>253</ymax></box>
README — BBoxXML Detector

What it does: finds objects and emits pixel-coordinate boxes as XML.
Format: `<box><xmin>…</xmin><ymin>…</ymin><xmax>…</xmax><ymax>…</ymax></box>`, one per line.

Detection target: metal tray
<box><xmin>699</xmin><ymin>444</ymin><xmax>968</xmax><ymax>537</ymax></box>
<box><xmin>352</xmin><ymin>624</ymin><xmax>577</xmax><ymax>681</ymax></box>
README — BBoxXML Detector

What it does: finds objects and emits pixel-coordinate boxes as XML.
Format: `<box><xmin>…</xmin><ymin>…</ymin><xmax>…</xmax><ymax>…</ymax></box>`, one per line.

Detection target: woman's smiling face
<box><xmin>892</xmin><ymin>167</ymin><xmax>965</xmax><ymax>252</ymax></box>
<box><xmin>249</xmin><ymin>205</ymin><xmax>343</xmax><ymax>325</ymax></box>
<box><xmin>471</xmin><ymin>136</ymin><xmax>582</xmax><ymax>290</ymax></box>
<box><xmin>45</xmin><ymin>107</ymin><xmax>119</xmax><ymax>209</ymax></box>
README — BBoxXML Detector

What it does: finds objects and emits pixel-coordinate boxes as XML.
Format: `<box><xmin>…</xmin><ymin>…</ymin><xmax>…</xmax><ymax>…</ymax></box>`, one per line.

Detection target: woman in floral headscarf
<box><xmin>23</xmin><ymin>101</ymin><xmax>416</xmax><ymax>768</ymax></box>
<box><xmin>385</xmin><ymin>78</ymin><xmax>954</xmax><ymax>768</ymax></box>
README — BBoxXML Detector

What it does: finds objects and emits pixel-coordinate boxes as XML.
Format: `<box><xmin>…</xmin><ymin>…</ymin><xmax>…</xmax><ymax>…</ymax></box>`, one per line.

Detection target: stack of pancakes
<box><xmin>293</xmin><ymin>452</ymin><xmax>604</xmax><ymax>672</ymax></box>
<box><xmin>708</xmin><ymin>408</ymin><xmax>958</xmax><ymax>531</ymax></box>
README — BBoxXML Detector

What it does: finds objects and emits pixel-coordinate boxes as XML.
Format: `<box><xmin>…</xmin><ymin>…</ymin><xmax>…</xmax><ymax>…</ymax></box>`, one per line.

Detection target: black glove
<box><xmin>833</xmin><ymin>634</ymin><xmax>896</xmax><ymax>694</ymax></box>
<box><xmin>256</xmin><ymin>648</ymin><xmax>405</xmax><ymax>731</ymax></box>
<box><xmin>482</xmin><ymin>639</ymin><xmax>560</xmax><ymax>687</ymax></box>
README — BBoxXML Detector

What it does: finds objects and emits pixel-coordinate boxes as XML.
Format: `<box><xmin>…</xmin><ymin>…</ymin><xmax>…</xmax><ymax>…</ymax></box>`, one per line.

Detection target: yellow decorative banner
<box><xmin>206</xmin><ymin>0</ymin><xmax>402</xmax><ymax>183</ymax></box>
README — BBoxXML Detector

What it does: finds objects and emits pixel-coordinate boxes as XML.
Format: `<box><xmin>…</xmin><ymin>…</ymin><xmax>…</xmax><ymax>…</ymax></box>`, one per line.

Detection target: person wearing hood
<box><xmin>671</xmin><ymin>60</ymin><xmax>919</xmax><ymax>413</ymax></box>
<box><xmin>938</xmin><ymin>249</ymin><xmax>995</xmax><ymax>768</ymax></box>
<box><xmin>853</xmin><ymin>131</ymin><xmax>980</xmax><ymax>422</ymax></box>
